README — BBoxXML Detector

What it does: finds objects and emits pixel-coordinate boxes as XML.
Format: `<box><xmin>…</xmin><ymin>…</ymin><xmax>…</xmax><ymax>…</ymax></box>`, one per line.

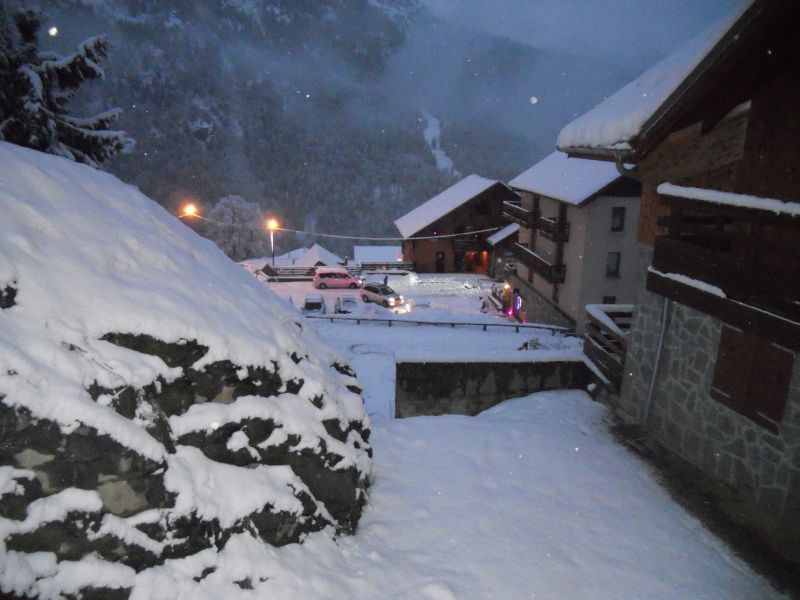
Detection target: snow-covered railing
<box><xmin>583</xmin><ymin>304</ymin><xmax>633</xmax><ymax>390</ymax></box>
<box><xmin>305</xmin><ymin>314</ymin><xmax>571</xmax><ymax>334</ymax></box>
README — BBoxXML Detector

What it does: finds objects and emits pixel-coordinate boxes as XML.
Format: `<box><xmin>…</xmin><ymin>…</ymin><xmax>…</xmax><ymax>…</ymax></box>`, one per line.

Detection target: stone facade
<box><xmin>618</xmin><ymin>247</ymin><xmax>800</xmax><ymax>535</ymax></box>
<box><xmin>396</xmin><ymin>360</ymin><xmax>596</xmax><ymax>418</ymax></box>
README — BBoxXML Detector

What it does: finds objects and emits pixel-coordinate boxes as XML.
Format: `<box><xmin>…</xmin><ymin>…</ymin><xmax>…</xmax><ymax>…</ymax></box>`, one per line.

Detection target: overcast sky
<box><xmin>422</xmin><ymin>0</ymin><xmax>741</xmax><ymax>67</ymax></box>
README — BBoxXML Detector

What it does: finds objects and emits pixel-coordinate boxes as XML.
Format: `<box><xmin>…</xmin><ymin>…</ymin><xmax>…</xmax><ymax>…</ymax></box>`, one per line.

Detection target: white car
<box><xmin>361</xmin><ymin>283</ymin><xmax>404</xmax><ymax>308</ymax></box>
<box><xmin>301</xmin><ymin>294</ymin><xmax>326</xmax><ymax>316</ymax></box>
<box><xmin>334</xmin><ymin>295</ymin><xmax>360</xmax><ymax>314</ymax></box>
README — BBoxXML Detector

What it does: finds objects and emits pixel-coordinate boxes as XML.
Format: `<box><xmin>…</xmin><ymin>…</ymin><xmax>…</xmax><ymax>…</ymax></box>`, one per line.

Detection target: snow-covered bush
<box><xmin>0</xmin><ymin>142</ymin><xmax>371</xmax><ymax>598</ymax></box>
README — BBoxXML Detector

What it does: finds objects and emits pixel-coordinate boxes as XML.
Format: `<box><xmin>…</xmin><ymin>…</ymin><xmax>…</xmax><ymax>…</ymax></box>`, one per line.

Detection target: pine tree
<box><xmin>0</xmin><ymin>5</ymin><xmax>133</xmax><ymax>167</ymax></box>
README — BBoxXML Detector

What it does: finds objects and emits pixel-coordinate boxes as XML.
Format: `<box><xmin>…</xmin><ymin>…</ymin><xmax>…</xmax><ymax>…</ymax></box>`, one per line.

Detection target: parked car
<box><xmin>334</xmin><ymin>295</ymin><xmax>359</xmax><ymax>314</ymax></box>
<box><xmin>301</xmin><ymin>294</ymin><xmax>326</xmax><ymax>316</ymax></box>
<box><xmin>361</xmin><ymin>283</ymin><xmax>404</xmax><ymax>308</ymax></box>
<box><xmin>313</xmin><ymin>267</ymin><xmax>363</xmax><ymax>290</ymax></box>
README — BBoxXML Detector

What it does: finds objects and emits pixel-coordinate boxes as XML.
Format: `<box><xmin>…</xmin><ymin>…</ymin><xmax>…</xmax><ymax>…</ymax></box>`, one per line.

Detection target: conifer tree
<box><xmin>0</xmin><ymin>5</ymin><xmax>133</xmax><ymax>167</ymax></box>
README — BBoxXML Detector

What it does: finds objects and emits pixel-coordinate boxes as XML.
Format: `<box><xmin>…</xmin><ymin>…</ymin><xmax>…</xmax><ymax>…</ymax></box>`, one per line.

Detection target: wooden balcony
<box><xmin>538</xmin><ymin>216</ymin><xmax>570</xmax><ymax>242</ymax></box>
<box><xmin>583</xmin><ymin>304</ymin><xmax>633</xmax><ymax>391</ymax></box>
<box><xmin>648</xmin><ymin>235</ymin><xmax>800</xmax><ymax>350</ymax></box>
<box><xmin>502</xmin><ymin>201</ymin><xmax>538</xmax><ymax>228</ymax></box>
<box><xmin>513</xmin><ymin>243</ymin><xmax>566</xmax><ymax>284</ymax></box>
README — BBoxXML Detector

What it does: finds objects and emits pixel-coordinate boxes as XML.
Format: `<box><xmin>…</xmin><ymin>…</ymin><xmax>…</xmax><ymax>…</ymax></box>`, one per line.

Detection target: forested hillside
<box><xmin>39</xmin><ymin>0</ymin><xmax>624</xmax><ymax>256</ymax></box>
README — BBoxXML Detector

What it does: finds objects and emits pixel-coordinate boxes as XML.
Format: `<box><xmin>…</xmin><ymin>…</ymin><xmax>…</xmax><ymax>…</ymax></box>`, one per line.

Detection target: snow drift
<box><xmin>0</xmin><ymin>142</ymin><xmax>372</xmax><ymax>598</ymax></box>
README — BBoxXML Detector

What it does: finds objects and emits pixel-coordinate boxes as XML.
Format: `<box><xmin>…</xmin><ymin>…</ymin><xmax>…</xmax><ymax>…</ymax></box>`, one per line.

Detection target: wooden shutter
<box><xmin>748</xmin><ymin>341</ymin><xmax>794</xmax><ymax>432</ymax></box>
<box><xmin>710</xmin><ymin>325</ymin><xmax>795</xmax><ymax>433</ymax></box>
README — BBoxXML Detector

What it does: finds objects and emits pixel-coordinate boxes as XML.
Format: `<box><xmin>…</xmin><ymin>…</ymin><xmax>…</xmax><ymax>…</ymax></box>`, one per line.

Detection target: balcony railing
<box><xmin>513</xmin><ymin>243</ymin><xmax>566</xmax><ymax>284</ymax></box>
<box><xmin>502</xmin><ymin>201</ymin><xmax>538</xmax><ymax>227</ymax></box>
<box><xmin>538</xmin><ymin>216</ymin><xmax>570</xmax><ymax>242</ymax></box>
<box><xmin>583</xmin><ymin>304</ymin><xmax>633</xmax><ymax>391</ymax></box>
<box><xmin>650</xmin><ymin>236</ymin><xmax>800</xmax><ymax>323</ymax></box>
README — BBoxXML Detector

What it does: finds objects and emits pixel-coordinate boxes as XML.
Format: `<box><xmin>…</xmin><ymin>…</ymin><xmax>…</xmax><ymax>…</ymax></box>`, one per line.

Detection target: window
<box><xmin>711</xmin><ymin>326</ymin><xmax>794</xmax><ymax>432</ymax></box>
<box><xmin>606</xmin><ymin>252</ymin><xmax>621</xmax><ymax>277</ymax></box>
<box><xmin>611</xmin><ymin>207</ymin><xmax>626</xmax><ymax>231</ymax></box>
<box><xmin>602</xmin><ymin>295</ymin><xmax>617</xmax><ymax>304</ymax></box>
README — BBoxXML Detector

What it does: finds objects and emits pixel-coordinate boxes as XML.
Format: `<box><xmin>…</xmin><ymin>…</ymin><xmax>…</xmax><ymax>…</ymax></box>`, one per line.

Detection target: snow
<box><xmin>420</xmin><ymin>109</ymin><xmax>460</xmax><ymax>177</ymax></box>
<box><xmin>243</xmin><ymin>243</ymin><xmax>344</xmax><ymax>270</ymax></box>
<box><xmin>557</xmin><ymin>1</ymin><xmax>753</xmax><ymax>152</ymax></box>
<box><xmin>486</xmin><ymin>223</ymin><xmax>519</xmax><ymax>246</ymax></box>
<box><xmin>585</xmin><ymin>304</ymin><xmax>634</xmax><ymax>338</ymax></box>
<box><xmin>509</xmin><ymin>151</ymin><xmax>621</xmax><ymax>206</ymax></box>
<box><xmin>657</xmin><ymin>183</ymin><xmax>800</xmax><ymax>217</ymax></box>
<box><xmin>164</xmin><ymin>446</ymin><xmax>314</xmax><ymax>528</ymax></box>
<box><xmin>169</xmin><ymin>394</ymin><xmax>370</xmax><ymax>472</ymax></box>
<box><xmin>80</xmin><ymin>390</ymin><xmax>780</xmax><ymax>599</ymax></box>
<box><xmin>0</xmin><ymin>142</ymin><xmax>361</xmax><ymax>464</ymax></box>
<box><xmin>0</xmin><ymin>489</ymin><xmax>103</xmax><ymax>540</ymax></box>
<box><xmin>648</xmin><ymin>267</ymin><xmax>727</xmax><ymax>298</ymax></box>
<box><xmin>394</xmin><ymin>174</ymin><xmax>504</xmax><ymax>238</ymax></box>
<box><xmin>353</xmin><ymin>245</ymin><xmax>403</xmax><ymax>265</ymax></box>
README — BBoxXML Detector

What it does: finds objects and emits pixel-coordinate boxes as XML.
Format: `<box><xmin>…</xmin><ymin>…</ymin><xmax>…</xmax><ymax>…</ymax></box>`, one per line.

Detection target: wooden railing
<box><xmin>651</xmin><ymin>236</ymin><xmax>800</xmax><ymax>323</ymax></box>
<box><xmin>538</xmin><ymin>216</ymin><xmax>570</xmax><ymax>242</ymax></box>
<box><xmin>360</xmin><ymin>262</ymin><xmax>415</xmax><ymax>272</ymax></box>
<box><xmin>512</xmin><ymin>243</ymin><xmax>566</xmax><ymax>284</ymax></box>
<box><xmin>583</xmin><ymin>304</ymin><xmax>633</xmax><ymax>390</ymax></box>
<box><xmin>502</xmin><ymin>201</ymin><xmax>538</xmax><ymax>227</ymax></box>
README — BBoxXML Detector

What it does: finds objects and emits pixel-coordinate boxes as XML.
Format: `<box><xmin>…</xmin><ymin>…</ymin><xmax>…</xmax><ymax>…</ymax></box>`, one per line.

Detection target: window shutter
<box><xmin>710</xmin><ymin>326</ymin><xmax>751</xmax><ymax>412</ymax></box>
<box><xmin>748</xmin><ymin>341</ymin><xmax>794</xmax><ymax>432</ymax></box>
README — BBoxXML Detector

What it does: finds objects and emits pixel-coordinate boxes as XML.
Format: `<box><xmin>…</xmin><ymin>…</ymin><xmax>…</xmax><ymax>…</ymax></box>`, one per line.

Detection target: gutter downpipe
<box><xmin>642</xmin><ymin>296</ymin><xmax>672</xmax><ymax>428</ymax></box>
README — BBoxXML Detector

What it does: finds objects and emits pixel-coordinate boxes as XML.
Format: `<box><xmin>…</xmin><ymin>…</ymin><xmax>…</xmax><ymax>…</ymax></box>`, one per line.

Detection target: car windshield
<box><xmin>376</xmin><ymin>285</ymin><xmax>394</xmax><ymax>294</ymax></box>
<box><xmin>305</xmin><ymin>301</ymin><xmax>323</xmax><ymax>309</ymax></box>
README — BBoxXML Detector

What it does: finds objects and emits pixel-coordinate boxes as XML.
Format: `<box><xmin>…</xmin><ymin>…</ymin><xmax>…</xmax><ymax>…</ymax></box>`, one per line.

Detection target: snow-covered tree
<box><xmin>0</xmin><ymin>5</ymin><xmax>133</xmax><ymax>167</ymax></box>
<box><xmin>204</xmin><ymin>195</ymin><xmax>270</xmax><ymax>262</ymax></box>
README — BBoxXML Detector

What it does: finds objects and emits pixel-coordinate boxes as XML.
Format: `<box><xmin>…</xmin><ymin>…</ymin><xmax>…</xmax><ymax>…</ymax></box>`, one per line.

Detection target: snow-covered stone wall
<box><xmin>0</xmin><ymin>142</ymin><xmax>372</xmax><ymax>598</ymax></box>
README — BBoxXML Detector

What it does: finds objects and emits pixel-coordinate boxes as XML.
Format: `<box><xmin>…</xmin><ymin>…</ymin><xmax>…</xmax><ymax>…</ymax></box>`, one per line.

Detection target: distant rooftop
<box><xmin>557</xmin><ymin>1</ymin><xmax>754</xmax><ymax>155</ymax></box>
<box><xmin>394</xmin><ymin>174</ymin><xmax>501</xmax><ymax>238</ymax></box>
<box><xmin>509</xmin><ymin>152</ymin><xmax>621</xmax><ymax>206</ymax></box>
<box><xmin>487</xmin><ymin>223</ymin><xmax>519</xmax><ymax>246</ymax></box>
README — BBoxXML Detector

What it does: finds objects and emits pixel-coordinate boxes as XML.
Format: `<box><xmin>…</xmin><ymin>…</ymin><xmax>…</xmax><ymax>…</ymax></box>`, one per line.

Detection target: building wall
<box><xmin>575</xmin><ymin>195</ymin><xmax>641</xmax><ymax>332</ymax></box>
<box><xmin>402</xmin><ymin>185</ymin><xmax>514</xmax><ymax>273</ymax></box>
<box><xmin>619</xmin><ymin>246</ymin><xmax>800</xmax><ymax>534</ymax></box>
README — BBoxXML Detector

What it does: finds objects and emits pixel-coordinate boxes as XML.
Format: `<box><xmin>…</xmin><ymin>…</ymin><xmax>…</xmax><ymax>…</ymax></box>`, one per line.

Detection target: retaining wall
<box><xmin>395</xmin><ymin>360</ymin><xmax>596</xmax><ymax>418</ymax></box>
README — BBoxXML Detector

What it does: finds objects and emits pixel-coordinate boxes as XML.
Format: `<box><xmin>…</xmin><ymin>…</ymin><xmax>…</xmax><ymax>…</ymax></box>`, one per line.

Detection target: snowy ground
<box><xmin>228</xmin><ymin>275</ymin><xmax>782</xmax><ymax>599</ymax></box>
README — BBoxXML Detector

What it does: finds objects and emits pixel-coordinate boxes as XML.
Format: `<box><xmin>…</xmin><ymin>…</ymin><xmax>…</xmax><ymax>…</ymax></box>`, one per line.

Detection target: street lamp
<box><xmin>266</xmin><ymin>218</ymin><xmax>279</xmax><ymax>266</ymax></box>
<box><xmin>181</xmin><ymin>203</ymin><xmax>198</xmax><ymax>218</ymax></box>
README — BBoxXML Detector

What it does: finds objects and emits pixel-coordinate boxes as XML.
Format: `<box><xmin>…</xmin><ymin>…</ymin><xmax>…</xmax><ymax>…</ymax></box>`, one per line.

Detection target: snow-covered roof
<box><xmin>557</xmin><ymin>1</ymin><xmax>754</xmax><ymax>154</ymax></box>
<box><xmin>394</xmin><ymin>174</ymin><xmax>502</xmax><ymax>238</ymax></box>
<box><xmin>657</xmin><ymin>183</ymin><xmax>800</xmax><ymax>217</ymax></box>
<box><xmin>294</xmin><ymin>244</ymin><xmax>343</xmax><ymax>267</ymax></box>
<box><xmin>260</xmin><ymin>244</ymin><xmax>344</xmax><ymax>268</ymax></box>
<box><xmin>509</xmin><ymin>152</ymin><xmax>621</xmax><ymax>206</ymax></box>
<box><xmin>353</xmin><ymin>245</ymin><xmax>403</xmax><ymax>264</ymax></box>
<box><xmin>487</xmin><ymin>223</ymin><xmax>519</xmax><ymax>246</ymax></box>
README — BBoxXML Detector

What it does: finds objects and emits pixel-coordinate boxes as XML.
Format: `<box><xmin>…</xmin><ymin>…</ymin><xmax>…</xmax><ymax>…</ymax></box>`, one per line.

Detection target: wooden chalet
<box><xmin>558</xmin><ymin>0</ymin><xmax>800</xmax><ymax>548</ymax></box>
<box><xmin>394</xmin><ymin>175</ymin><xmax>519</xmax><ymax>273</ymax></box>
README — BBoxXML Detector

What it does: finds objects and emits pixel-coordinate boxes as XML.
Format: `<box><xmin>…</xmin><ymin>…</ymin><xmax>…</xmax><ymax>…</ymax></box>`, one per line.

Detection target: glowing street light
<box><xmin>180</xmin><ymin>203</ymin><xmax>198</xmax><ymax>218</ymax></box>
<box><xmin>266</xmin><ymin>218</ymin><xmax>279</xmax><ymax>266</ymax></box>
<box><xmin>48</xmin><ymin>26</ymin><xmax>58</xmax><ymax>36</ymax></box>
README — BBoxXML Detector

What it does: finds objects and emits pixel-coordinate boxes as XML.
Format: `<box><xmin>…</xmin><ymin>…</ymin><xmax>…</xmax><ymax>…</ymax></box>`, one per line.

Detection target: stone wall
<box><xmin>619</xmin><ymin>249</ymin><xmax>800</xmax><ymax>534</ymax></box>
<box><xmin>395</xmin><ymin>360</ymin><xmax>595</xmax><ymax>418</ymax></box>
